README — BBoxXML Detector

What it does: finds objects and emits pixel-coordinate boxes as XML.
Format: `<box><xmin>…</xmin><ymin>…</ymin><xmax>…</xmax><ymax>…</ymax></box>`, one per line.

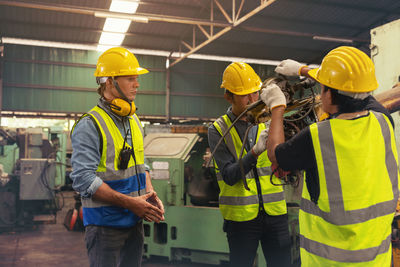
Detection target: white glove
<box><xmin>275</xmin><ymin>59</ymin><xmax>305</xmax><ymax>76</ymax></box>
<box><xmin>252</xmin><ymin>129</ymin><xmax>268</xmax><ymax>156</ymax></box>
<box><xmin>260</xmin><ymin>84</ymin><xmax>286</xmax><ymax>110</ymax></box>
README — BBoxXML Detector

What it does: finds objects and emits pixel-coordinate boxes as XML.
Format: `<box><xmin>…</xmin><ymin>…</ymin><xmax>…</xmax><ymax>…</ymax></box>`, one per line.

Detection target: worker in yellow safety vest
<box><xmin>262</xmin><ymin>46</ymin><xmax>399</xmax><ymax>266</ymax></box>
<box><xmin>70</xmin><ymin>47</ymin><xmax>164</xmax><ymax>267</ymax></box>
<box><xmin>208</xmin><ymin>62</ymin><xmax>292</xmax><ymax>267</ymax></box>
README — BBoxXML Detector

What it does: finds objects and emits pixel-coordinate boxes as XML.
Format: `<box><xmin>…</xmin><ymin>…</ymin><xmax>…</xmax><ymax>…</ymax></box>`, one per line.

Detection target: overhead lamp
<box><xmin>99</xmin><ymin>32</ymin><xmax>125</xmax><ymax>46</ymax></box>
<box><xmin>95</xmin><ymin>11</ymin><xmax>149</xmax><ymax>23</ymax></box>
<box><xmin>110</xmin><ymin>0</ymin><xmax>139</xmax><ymax>14</ymax></box>
<box><xmin>313</xmin><ymin>36</ymin><xmax>353</xmax><ymax>44</ymax></box>
<box><xmin>103</xmin><ymin>18</ymin><xmax>131</xmax><ymax>33</ymax></box>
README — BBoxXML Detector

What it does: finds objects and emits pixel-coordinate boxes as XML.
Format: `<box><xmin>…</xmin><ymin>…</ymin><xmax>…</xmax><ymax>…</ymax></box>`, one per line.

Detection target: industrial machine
<box><xmin>0</xmin><ymin>126</ymin><xmax>68</xmax><ymax>231</ymax></box>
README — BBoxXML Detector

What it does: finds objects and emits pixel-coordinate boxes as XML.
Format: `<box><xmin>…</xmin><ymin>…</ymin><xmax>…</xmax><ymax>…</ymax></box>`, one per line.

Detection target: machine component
<box><xmin>19</xmin><ymin>159</ymin><xmax>56</xmax><ymax>200</ymax></box>
<box><xmin>0</xmin><ymin>126</ymin><xmax>68</xmax><ymax>231</ymax></box>
<box><xmin>375</xmin><ymin>83</ymin><xmax>400</xmax><ymax>113</ymax></box>
<box><xmin>143</xmin><ymin>129</ymin><xmax>229</xmax><ymax>265</ymax></box>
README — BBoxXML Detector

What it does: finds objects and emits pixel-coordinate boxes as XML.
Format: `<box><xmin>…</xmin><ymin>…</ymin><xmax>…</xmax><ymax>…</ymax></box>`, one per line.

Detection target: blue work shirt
<box><xmin>70</xmin><ymin>98</ymin><xmax>148</xmax><ymax>198</ymax></box>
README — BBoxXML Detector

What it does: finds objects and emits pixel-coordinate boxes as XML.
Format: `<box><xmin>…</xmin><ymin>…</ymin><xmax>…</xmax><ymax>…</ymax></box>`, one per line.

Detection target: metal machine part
<box><xmin>20</xmin><ymin>159</ymin><xmax>56</xmax><ymax>200</ymax></box>
<box><xmin>0</xmin><ymin>127</ymin><xmax>67</xmax><ymax>230</ymax></box>
<box><xmin>142</xmin><ymin>129</ymin><xmax>229</xmax><ymax>265</ymax></box>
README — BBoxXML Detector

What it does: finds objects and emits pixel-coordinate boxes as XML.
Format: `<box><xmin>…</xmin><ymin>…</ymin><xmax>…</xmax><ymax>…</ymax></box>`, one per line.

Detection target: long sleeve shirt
<box><xmin>208</xmin><ymin>107</ymin><xmax>259</xmax><ymax>186</ymax></box>
<box><xmin>70</xmin><ymin>98</ymin><xmax>147</xmax><ymax>198</ymax></box>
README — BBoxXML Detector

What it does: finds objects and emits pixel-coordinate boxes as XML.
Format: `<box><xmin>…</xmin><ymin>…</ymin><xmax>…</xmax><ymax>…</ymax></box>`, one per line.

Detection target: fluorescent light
<box><xmin>110</xmin><ymin>0</ymin><xmax>139</xmax><ymax>14</ymax></box>
<box><xmin>313</xmin><ymin>36</ymin><xmax>353</xmax><ymax>44</ymax></box>
<box><xmin>99</xmin><ymin>32</ymin><xmax>125</xmax><ymax>46</ymax></box>
<box><xmin>96</xmin><ymin>1</ymin><xmax>142</xmax><ymax>47</ymax></box>
<box><xmin>103</xmin><ymin>18</ymin><xmax>131</xmax><ymax>33</ymax></box>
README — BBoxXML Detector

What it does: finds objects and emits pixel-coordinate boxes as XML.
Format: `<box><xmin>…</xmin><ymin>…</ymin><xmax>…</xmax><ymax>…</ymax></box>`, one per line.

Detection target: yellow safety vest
<box><xmin>72</xmin><ymin>106</ymin><xmax>147</xmax><ymax>227</ymax></box>
<box><xmin>213</xmin><ymin>114</ymin><xmax>287</xmax><ymax>222</ymax></box>
<box><xmin>300</xmin><ymin>111</ymin><xmax>399</xmax><ymax>266</ymax></box>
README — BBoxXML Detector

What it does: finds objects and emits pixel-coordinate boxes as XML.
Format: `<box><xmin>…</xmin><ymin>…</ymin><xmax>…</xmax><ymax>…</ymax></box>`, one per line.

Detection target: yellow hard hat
<box><xmin>220</xmin><ymin>62</ymin><xmax>262</xmax><ymax>95</ymax></box>
<box><xmin>308</xmin><ymin>46</ymin><xmax>378</xmax><ymax>93</ymax></box>
<box><xmin>94</xmin><ymin>47</ymin><xmax>148</xmax><ymax>77</ymax></box>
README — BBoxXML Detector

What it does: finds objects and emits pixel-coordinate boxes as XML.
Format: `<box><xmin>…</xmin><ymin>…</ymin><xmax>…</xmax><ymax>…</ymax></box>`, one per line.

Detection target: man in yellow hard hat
<box><xmin>262</xmin><ymin>46</ymin><xmax>399</xmax><ymax>266</ymax></box>
<box><xmin>208</xmin><ymin>62</ymin><xmax>292</xmax><ymax>267</ymax></box>
<box><xmin>70</xmin><ymin>47</ymin><xmax>164</xmax><ymax>267</ymax></box>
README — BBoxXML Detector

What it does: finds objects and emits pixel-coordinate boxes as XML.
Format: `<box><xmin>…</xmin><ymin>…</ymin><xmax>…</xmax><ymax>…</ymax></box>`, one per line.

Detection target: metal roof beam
<box><xmin>169</xmin><ymin>0</ymin><xmax>277</xmax><ymax>68</ymax></box>
<box><xmin>0</xmin><ymin>0</ymin><xmax>231</xmax><ymax>27</ymax></box>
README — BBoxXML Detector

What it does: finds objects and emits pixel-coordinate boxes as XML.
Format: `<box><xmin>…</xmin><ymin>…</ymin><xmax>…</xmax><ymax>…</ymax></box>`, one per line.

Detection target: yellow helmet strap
<box><xmin>112</xmin><ymin>79</ymin><xmax>130</xmax><ymax>103</ymax></box>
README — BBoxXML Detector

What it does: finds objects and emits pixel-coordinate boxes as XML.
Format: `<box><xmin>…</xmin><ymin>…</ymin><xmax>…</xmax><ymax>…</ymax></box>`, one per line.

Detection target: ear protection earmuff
<box><xmin>109</xmin><ymin>98</ymin><xmax>136</xmax><ymax>117</ymax></box>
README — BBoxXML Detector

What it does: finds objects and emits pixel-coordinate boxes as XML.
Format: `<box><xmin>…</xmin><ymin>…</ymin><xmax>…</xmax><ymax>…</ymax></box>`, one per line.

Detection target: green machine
<box><xmin>142</xmin><ymin>127</ymin><xmax>301</xmax><ymax>266</ymax></box>
<box><xmin>0</xmin><ymin>126</ymin><xmax>68</xmax><ymax>230</ymax></box>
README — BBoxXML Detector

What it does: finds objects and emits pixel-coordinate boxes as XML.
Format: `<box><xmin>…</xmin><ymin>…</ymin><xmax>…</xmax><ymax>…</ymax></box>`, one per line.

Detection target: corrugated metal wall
<box><xmin>2</xmin><ymin>44</ymin><xmax>276</xmax><ymax>120</ymax></box>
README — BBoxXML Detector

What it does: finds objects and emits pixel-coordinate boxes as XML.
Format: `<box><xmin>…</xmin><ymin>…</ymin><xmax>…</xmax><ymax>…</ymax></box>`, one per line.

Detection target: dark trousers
<box><xmin>85</xmin><ymin>222</ymin><xmax>144</xmax><ymax>267</ymax></box>
<box><xmin>225</xmin><ymin>212</ymin><xmax>291</xmax><ymax>267</ymax></box>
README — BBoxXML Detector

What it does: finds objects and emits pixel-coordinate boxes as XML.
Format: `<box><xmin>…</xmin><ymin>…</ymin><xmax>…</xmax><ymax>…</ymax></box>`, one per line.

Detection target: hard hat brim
<box><xmin>223</xmin><ymin>84</ymin><xmax>261</xmax><ymax>95</ymax></box>
<box><xmin>307</xmin><ymin>68</ymin><xmax>320</xmax><ymax>84</ymax></box>
<box><xmin>136</xmin><ymin>67</ymin><xmax>149</xmax><ymax>75</ymax></box>
<box><xmin>93</xmin><ymin>67</ymin><xmax>149</xmax><ymax>77</ymax></box>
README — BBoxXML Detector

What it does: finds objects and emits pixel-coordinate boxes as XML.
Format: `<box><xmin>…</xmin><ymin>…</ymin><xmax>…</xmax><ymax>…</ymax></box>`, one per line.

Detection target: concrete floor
<box><xmin>0</xmin><ymin>191</ymin><xmax>220</xmax><ymax>267</ymax></box>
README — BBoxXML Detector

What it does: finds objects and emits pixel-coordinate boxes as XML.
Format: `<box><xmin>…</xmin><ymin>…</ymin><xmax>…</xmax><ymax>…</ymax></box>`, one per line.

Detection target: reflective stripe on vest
<box><xmin>81</xmin><ymin>107</ymin><xmax>146</xmax><ymax>227</ymax></box>
<box><xmin>300</xmin><ymin>111</ymin><xmax>399</xmax><ymax>264</ymax></box>
<box><xmin>300</xmin><ymin>233</ymin><xmax>392</xmax><ymax>263</ymax></box>
<box><xmin>213</xmin><ymin>114</ymin><xmax>286</xmax><ymax>221</ymax></box>
<box><xmin>216</xmin><ymin>166</ymin><xmax>272</xmax><ymax>181</ymax></box>
<box><xmin>219</xmin><ymin>191</ymin><xmax>285</xmax><ymax>205</ymax></box>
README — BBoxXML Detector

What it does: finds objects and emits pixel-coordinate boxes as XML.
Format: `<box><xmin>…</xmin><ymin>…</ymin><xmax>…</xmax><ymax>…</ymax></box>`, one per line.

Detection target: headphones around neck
<box><xmin>108</xmin><ymin>98</ymin><xmax>136</xmax><ymax>117</ymax></box>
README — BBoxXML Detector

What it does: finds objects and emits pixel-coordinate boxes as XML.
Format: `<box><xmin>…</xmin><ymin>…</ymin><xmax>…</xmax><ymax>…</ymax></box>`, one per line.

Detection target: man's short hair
<box><xmin>224</xmin><ymin>89</ymin><xmax>234</xmax><ymax>98</ymax></box>
<box><xmin>323</xmin><ymin>86</ymin><xmax>370</xmax><ymax>114</ymax></box>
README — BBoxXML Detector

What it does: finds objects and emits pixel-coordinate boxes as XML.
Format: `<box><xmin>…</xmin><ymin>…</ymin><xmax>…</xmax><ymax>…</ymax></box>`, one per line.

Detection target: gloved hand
<box><xmin>252</xmin><ymin>129</ymin><xmax>268</xmax><ymax>156</ymax></box>
<box><xmin>260</xmin><ymin>84</ymin><xmax>286</xmax><ymax>110</ymax></box>
<box><xmin>275</xmin><ymin>59</ymin><xmax>306</xmax><ymax>76</ymax></box>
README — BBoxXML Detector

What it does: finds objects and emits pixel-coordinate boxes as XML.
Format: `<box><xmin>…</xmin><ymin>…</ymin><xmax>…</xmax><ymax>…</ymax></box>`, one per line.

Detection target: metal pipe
<box><xmin>166</xmin><ymin>60</ymin><xmax>171</xmax><ymax>122</ymax></box>
<box><xmin>375</xmin><ymin>84</ymin><xmax>400</xmax><ymax>114</ymax></box>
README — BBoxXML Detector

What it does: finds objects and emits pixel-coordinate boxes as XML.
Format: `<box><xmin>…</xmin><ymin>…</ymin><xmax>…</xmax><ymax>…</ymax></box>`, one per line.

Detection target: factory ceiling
<box><xmin>0</xmin><ymin>0</ymin><xmax>400</xmax><ymax>66</ymax></box>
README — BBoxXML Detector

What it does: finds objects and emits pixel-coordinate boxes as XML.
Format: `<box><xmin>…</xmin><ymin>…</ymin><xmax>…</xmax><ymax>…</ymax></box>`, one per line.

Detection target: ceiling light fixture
<box><xmin>99</xmin><ymin>32</ymin><xmax>125</xmax><ymax>46</ymax></box>
<box><xmin>96</xmin><ymin>1</ymin><xmax>144</xmax><ymax>48</ymax></box>
<box><xmin>103</xmin><ymin>18</ymin><xmax>132</xmax><ymax>33</ymax></box>
<box><xmin>110</xmin><ymin>0</ymin><xmax>139</xmax><ymax>14</ymax></box>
